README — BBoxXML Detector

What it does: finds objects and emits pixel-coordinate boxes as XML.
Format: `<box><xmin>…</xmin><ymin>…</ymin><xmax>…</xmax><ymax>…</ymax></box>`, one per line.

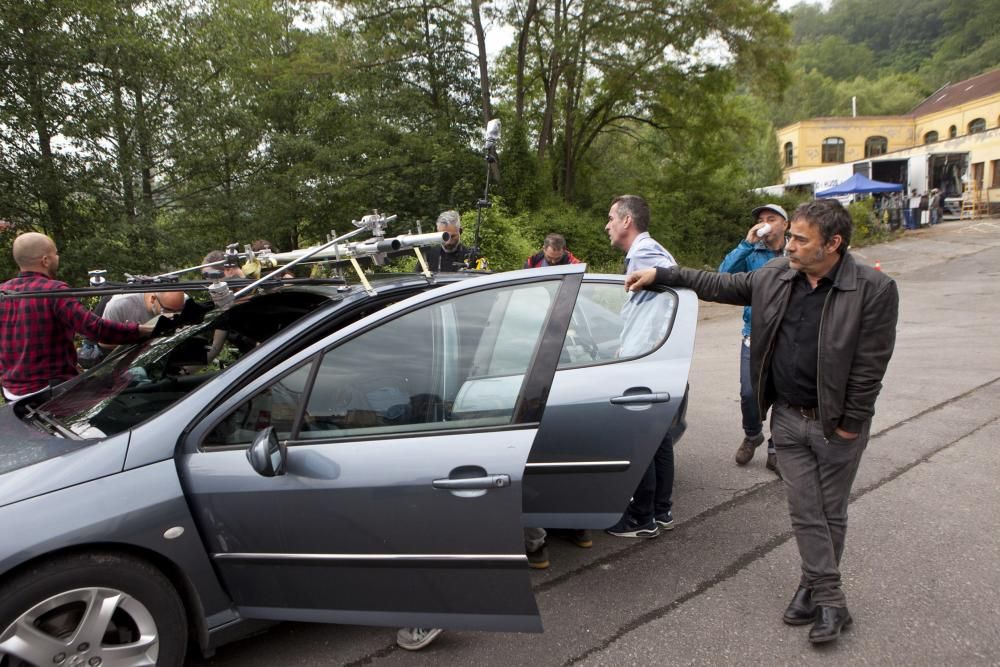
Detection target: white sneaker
<box><xmin>396</xmin><ymin>627</ymin><xmax>443</xmax><ymax>651</ymax></box>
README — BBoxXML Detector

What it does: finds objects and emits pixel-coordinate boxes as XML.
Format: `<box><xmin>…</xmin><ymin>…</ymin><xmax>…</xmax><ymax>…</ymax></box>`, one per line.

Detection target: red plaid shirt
<box><xmin>1</xmin><ymin>272</ymin><xmax>143</xmax><ymax>395</ymax></box>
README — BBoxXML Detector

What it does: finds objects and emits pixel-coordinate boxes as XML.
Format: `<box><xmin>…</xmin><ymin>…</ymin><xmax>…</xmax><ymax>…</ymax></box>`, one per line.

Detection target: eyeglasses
<box><xmin>153</xmin><ymin>296</ymin><xmax>183</xmax><ymax>315</ymax></box>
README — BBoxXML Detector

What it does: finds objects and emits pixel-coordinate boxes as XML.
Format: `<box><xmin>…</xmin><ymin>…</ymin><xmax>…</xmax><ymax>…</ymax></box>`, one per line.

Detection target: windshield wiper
<box><xmin>23</xmin><ymin>407</ymin><xmax>80</xmax><ymax>440</ymax></box>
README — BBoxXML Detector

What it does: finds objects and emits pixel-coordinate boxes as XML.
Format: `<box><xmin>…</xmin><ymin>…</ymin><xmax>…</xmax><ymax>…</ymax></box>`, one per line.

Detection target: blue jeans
<box><xmin>628</xmin><ymin>431</ymin><xmax>674</xmax><ymax>523</ymax></box>
<box><xmin>902</xmin><ymin>209</ymin><xmax>914</xmax><ymax>228</ymax></box>
<box><xmin>740</xmin><ymin>338</ymin><xmax>762</xmax><ymax>437</ymax></box>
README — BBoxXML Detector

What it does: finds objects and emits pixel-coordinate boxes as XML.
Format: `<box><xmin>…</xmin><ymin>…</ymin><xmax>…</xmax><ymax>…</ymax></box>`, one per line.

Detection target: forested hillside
<box><xmin>772</xmin><ymin>0</ymin><xmax>1000</xmax><ymax>125</ymax></box>
<box><xmin>1</xmin><ymin>0</ymin><xmax>996</xmax><ymax>285</ymax></box>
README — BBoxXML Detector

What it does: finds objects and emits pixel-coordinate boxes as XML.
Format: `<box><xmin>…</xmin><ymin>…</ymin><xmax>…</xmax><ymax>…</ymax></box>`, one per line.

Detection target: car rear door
<box><xmin>522</xmin><ymin>277</ymin><xmax>698</xmax><ymax>529</ymax></box>
<box><xmin>177</xmin><ymin>266</ymin><xmax>583</xmax><ymax>632</ymax></box>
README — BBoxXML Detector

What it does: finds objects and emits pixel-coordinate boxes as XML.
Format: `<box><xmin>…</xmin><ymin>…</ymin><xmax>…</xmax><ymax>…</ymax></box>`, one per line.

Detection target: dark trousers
<box><xmin>740</xmin><ymin>338</ymin><xmax>762</xmax><ymax>437</ymax></box>
<box><xmin>628</xmin><ymin>431</ymin><xmax>674</xmax><ymax>522</ymax></box>
<box><xmin>771</xmin><ymin>403</ymin><xmax>868</xmax><ymax>607</ymax></box>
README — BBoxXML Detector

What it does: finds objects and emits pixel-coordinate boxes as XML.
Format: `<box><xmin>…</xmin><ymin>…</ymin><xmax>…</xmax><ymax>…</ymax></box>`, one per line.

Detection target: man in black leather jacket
<box><xmin>626</xmin><ymin>198</ymin><xmax>898</xmax><ymax>646</ymax></box>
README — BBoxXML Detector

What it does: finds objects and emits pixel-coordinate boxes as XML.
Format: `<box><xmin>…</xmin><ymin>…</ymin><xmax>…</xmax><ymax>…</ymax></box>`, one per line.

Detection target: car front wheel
<box><xmin>0</xmin><ymin>552</ymin><xmax>187</xmax><ymax>667</ymax></box>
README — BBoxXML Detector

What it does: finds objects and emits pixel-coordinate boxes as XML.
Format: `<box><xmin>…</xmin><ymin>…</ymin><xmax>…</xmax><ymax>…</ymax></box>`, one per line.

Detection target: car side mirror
<box><xmin>246</xmin><ymin>426</ymin><xmax>287</xmax><ymax>477</ymax></box>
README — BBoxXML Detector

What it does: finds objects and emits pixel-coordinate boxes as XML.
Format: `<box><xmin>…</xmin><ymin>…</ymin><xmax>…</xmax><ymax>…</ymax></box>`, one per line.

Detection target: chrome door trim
<box><xmin>213</xmin><ymin>553</ymin><xmax>527</xmax><ymax>562</ymax></box>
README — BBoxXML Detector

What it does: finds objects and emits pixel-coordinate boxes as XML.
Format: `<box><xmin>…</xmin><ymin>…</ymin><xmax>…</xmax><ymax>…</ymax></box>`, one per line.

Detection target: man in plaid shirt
<box><xmin>1</xmin><ymin>233</ymin><xmax>152</xmax><ymax>400</ymax></box>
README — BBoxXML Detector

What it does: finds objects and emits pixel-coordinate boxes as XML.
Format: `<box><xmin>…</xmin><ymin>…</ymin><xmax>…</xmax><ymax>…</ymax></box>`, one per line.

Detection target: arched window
<box><xmin>821</xmin><ymin>137</ymin><xmax>845</xmax><ymax>163</ymax></box>
<box><xmin>865</xmin><ymin>136</ymin><xmax>888</xmax><ymax>157</ymax></box>
<box><xmin>949</xmin><ymin>125</ymin><xmax>957</xmax><ymax>138</ymax></box>
<box><xmin>923</xmin><ymin>131</ymin><xmax>939</xmax><ymax>144</ymax></box>
<box><xmin>784</xmin><ymin>142</ymin><xmax>794</xmax><ymax>167</ymax></box>
<box><xmin>968</xmin><ymin>118</ymin><xmax>986</xmax><ymax>134</ymax></box>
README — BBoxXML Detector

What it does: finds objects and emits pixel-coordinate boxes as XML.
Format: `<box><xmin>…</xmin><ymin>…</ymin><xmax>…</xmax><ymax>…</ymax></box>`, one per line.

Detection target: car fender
<box><xmin>0</xmin><ymin>459</ymin><xmax>237</xmax><ymax>649</ymax></box>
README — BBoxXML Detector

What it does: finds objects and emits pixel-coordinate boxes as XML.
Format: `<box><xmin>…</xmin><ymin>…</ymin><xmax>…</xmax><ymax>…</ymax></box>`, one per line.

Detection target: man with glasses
<box><xmin>103</xmin><ymin>290</ymin><xmax>186</xmax><ymax>325</ymax></box>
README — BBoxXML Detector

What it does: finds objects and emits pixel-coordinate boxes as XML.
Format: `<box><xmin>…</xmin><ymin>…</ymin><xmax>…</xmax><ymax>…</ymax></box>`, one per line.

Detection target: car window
<box><xmin>294</xmin><ymin>281</ymin><xmax>559</xmax><ymax>441</ymax></box>
<box><xmin>203</xmin><ymin>363</ymin><xmax>314</xmax><ymax>446</ymax></box>
<box><xmin>558</xmin><ymin>282</ymin><xmax>676</xmax><ymax>368</ymax></box>
<box><xmin>33</xmin><ymin>292</ymin><xmax>330</xmax><ymax>439</ymax></box>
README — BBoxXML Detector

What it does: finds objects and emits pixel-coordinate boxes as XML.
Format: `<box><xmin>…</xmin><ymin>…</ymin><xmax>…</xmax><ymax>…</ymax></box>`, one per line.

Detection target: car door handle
<box><xmin>432</xmin><ymin>474</ymin><xmax>511</xmax><ymax>490</ymax></box>
<box><xmin>610</xmin><ymin>392</ymin><xmax>671</xmax><ymax>405</ymax></box>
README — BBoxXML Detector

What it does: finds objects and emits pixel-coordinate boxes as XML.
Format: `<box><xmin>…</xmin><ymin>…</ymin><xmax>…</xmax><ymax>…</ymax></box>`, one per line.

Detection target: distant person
<box><xmin>906</xmin><ymin>189</ymin><xmax>921</xmax><ymax>230</ymax></box>
<box><xmin>202</xmin><ymin>250</ymin><xmax>245</xmax><ymax>280</ymax></box>
<box><xmin>0</xmin><ymin>233</ymin><xmax>152</xmax><ymax>400</ymax></box>
<box><xmin>929</xmin><ymin>188</ymin><xmax>944</xmax><ymax>225</ymax></box>
<box><xmin>718</xmin><ymin>204</ymin><xmax>788</xmax><ymax>475</ymax></box>
<box><xmin>424</xmin><ymin>210</ymin><xmax>469</xmax><ymax>272</ymax></box>
<box><xmin>604</xmin><ymin>194</ymin><xmax>679</xmax><ymax>539</ymax></box>
<box><xmin>626</xmin><ymin>199</ymin><xmax>899</xmax><ymax>645</ymax></box>
<box><xmin>524</xmin><ymin>233</ymin><xmax>582</xmax><ymax>268</ymax></box>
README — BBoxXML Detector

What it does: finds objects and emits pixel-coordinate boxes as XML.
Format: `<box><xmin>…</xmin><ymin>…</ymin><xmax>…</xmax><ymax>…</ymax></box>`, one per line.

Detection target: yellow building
<box><xmin>776</xmin><ymin>69</ymin><xmax>1000</xmax><ymax>208</ymax></box>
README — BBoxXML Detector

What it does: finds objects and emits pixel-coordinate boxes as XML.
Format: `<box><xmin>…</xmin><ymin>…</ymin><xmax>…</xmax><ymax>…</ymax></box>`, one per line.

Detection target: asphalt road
<box><xmin>193</xmin><ymin>218</ymin><xmax>1000</xmax><ymax>666</ymax></box>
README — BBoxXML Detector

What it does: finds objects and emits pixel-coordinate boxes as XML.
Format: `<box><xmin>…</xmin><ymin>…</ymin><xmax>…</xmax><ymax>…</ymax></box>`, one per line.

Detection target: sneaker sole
<box><xmin>655</xmin><ymin>519</ymin><xmax>675</xmax><ymax>531</ymax></box>
<box><xmin>528</xmin><ymin>559</ymin><xmax>550</xmax><ymax>569</ymax></box>
<box><xmin>605</xmin><ymin>527</ymin><xmax>660</xmax><ymax>539</ymax></box>
<box><xmin>398</xmin><ymin>628</ymin><xmax>444</xmax><ymax>651</ymax></box>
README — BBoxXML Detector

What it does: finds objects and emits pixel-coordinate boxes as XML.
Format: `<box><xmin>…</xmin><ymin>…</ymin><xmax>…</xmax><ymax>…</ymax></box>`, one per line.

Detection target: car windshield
<box><xmin>33</xmin><ymin>291</ymin><xmax>330</xmax><ymax>439</ymax></box>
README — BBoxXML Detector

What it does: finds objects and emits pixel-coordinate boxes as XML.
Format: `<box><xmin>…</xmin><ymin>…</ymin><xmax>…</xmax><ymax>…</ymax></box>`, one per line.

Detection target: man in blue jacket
<box><xmin>718</xmin><ymin>204</ymin><xmax>789</xmax><ymax>474</ymax></box>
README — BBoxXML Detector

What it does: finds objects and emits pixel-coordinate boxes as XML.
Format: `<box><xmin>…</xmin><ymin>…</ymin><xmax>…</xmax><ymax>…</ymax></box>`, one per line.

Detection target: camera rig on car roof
<box><xmin>0</xmin><ymin>212</ymin><xmax>452</xmax><ymax>306</ymax></box>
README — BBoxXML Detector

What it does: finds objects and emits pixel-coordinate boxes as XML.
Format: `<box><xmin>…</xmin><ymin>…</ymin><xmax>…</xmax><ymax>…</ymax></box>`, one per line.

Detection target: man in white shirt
<box><xmin>604</xmin><ymin>195</ymin><xmax>680</xmax><ymax>538</ymax></box>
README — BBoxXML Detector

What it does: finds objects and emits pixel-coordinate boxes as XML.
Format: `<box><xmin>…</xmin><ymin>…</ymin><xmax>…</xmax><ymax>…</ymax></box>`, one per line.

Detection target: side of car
<box><xmin>0</xmin><ymin>265</ymin><xmax>696</xmax><ymax>663</ymax></box>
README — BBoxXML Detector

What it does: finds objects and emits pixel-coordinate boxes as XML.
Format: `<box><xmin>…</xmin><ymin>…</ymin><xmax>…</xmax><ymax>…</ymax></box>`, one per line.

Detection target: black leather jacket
<box><xmin>654</xmin><ymin>252</ymin><xmax>898</xmax><ymax>437</ymax></box>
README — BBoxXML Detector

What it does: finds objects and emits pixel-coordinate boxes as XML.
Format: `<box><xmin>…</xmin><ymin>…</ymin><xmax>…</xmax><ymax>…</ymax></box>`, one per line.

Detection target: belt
<box><xmin>780</xmin><ymin>401</ymin><xmax>818</xmax><ymax>420</ymax></box>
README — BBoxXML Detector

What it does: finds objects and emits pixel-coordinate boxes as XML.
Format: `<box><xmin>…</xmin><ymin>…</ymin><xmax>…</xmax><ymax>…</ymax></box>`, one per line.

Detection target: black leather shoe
<box><xmin>808</xmin><ymin>605</ymin><xmax>853</xmax><ymax>644</ymax></box>
<box><xmin>782</xmin><ymin>586</ymin><xmax>818</xmax><ymax>625</ymax></box>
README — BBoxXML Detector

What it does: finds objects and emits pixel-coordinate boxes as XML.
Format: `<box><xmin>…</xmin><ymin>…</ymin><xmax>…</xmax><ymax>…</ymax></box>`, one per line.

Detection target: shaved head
<box><xmin>154</xmin><ymin>291</ymin><xmax>186</xmax><ymax>313</ymax></box>
<box><xmin>12</xmin><ymin>233</ymin><xmax>59</xmax><ymax>277</ymax></box>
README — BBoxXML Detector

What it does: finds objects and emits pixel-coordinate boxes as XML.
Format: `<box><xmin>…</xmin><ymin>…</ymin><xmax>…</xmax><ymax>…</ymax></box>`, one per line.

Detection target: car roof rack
<box><xmin>1</xmin><ymin>212</ymin><xmax>449</xmax><ymax>304</ymax></box>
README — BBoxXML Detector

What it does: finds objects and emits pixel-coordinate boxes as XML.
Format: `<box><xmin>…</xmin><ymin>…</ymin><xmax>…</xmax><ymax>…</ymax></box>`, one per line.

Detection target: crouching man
<box><xmin>625</xmin><ymin>199</ymin><xmax>898</xmax><ymax>645</ymax></box>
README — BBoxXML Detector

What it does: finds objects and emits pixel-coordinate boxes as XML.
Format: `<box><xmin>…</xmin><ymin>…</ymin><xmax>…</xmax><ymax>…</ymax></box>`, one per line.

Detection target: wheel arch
<box><xmin>0</xmin><ymin>541</ymin><xmax>213</xmax><ymax>657</ymax></box>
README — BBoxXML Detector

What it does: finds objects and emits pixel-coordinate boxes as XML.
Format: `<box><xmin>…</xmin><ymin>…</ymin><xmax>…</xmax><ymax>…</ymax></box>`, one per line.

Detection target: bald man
<box><xmin>104</xmin><ymin>291</ymin><xmax>186</xmax><ymax>325</ymax></box>
<box><xmin>1</xmin><ymin>233</ymin><xmax>152</xmax><ymax>399</ymax></box>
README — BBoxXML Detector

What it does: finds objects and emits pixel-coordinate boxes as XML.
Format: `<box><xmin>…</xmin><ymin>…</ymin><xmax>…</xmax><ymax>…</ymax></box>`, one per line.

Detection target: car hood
<box><xmin>0</xmin><ymin>405</ymin><xmax>129</xmax><ymax>508</ymax></box>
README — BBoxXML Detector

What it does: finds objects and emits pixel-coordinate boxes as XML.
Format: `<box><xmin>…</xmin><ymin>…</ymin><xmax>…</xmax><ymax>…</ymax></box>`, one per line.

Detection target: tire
<box><xmin>0</xmin><ymin>552</ymin><xmax>187</xmax><ymax>667</ymax></box>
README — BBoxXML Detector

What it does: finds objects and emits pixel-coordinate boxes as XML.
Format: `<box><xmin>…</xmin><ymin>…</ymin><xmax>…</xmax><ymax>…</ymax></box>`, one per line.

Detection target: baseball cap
<box><xmin>751</xmin><ymin>204</ymin><xmax>788</xmax><ymax>221</ymax></box>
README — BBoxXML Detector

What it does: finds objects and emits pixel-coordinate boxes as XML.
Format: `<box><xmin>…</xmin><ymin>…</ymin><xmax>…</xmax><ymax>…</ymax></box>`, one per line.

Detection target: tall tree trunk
<box><xmin>470</xmin><ymin>0</ymin><xmax>492</xmax><ymax>125</ymax></box>
<box><xmin>111</xmin><ymin>80</ymin><xmax>139</xmax><ymax>240</ymax></box>
<box><xmin>514</xmin><ymin>0</ymin><xmax>537</xmax><ymax>122</ymax></box>
<box><xmin>537</xmin><ymin>0</ymin><xmax>562</xmax><ymax>160</ymax></box>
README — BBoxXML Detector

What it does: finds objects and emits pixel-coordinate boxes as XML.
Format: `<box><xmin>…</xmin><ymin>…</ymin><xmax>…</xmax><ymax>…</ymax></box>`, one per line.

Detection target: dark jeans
<box><xmin>628</xmin><ymin>431</ymin><xmax>674</xmax><ymax>523</ymax></box>
<box><xmin>740</xmin><ymin>338</ymin><xmax>762</xmax><ymax>437</ymax></box>
<box><xmin>771</xmin><ymin>403</ymin><xmax>869</xmax><ymax>607</ymax></box>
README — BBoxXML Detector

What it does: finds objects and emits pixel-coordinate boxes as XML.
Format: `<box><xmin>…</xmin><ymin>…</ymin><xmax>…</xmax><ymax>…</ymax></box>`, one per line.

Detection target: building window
<box><xmin>923</xmin><ymin>131</ymin><xmax>939</xmax><ymax>144</ymax></box>
<box><xmin>821</xmin><ymin>137</ymin><xmax>845</xmax><ymax>163</ymax></box>
<box><xmin>968</xmin><ymin>118</ymin><xmax>986</xmax><ymax>134</ymax></box>
<box><xmin>971</xmin><ymin>162</ymin><xmax>984</xmax><ymax>192</ymax></box>
<box><xmin>864</xmin><ymin>136</ymin><xmax>888</xmax><ymax>157</ymax></box>
<box><xmin>784</xmin><ymin>142</ymin><xmax>793</xmax><ymax>167</ymax></box>
<box><xmin>992</xmin><ymin>160</ymin><xmax>1000</xmax><ymax>189</ymax></box>
<box><xmin>949</xmin><ymin>125</ymin><xmax>957</xmax><ymax>138</ymax></box>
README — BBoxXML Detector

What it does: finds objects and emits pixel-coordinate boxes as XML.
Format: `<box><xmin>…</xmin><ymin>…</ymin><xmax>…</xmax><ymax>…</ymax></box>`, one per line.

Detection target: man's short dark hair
<box><xmin>542</xmin><ymin>233</ymin><xmax>567</xmax><ymax>251</ymax></box>
<box><xmin>611</xmin><ymin>195</ymin><xmax>650</xmax><ymax>233</ymax></box>
<box><xmin>793</xmin><ymin>199</ymin><xmax>852</xmax><ymax>255</ymax></box>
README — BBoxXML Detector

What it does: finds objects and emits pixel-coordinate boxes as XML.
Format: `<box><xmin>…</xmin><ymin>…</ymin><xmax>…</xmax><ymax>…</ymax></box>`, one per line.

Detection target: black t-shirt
<box><xmin>424</xmin><ymin>244</ymin><xmax>469</xmax><ymax>272</ymax></box>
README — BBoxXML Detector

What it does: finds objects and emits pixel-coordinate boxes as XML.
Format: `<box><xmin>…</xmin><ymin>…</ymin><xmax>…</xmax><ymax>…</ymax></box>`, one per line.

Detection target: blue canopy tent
<box><xmin>815</xmin><ymin>173</ymin><xmax>903</xmax><ymax>197</ymax></box>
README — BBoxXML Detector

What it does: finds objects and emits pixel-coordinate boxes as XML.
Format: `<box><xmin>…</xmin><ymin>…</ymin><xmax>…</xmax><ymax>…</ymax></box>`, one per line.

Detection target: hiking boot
<box><xmin>527</xmin><ymin>544</ymin><xmax>550</xmax><ymax>569</ymax></box>
<box><xmin>397</xmin><ymin>627</ymin><xmax>443</xmax><ymax>651</ymax></box>
<box><xmin>735</xmin><ymin>433</ymin><xmax>765</xmax><ymax>465</ymax></box>
<box><xmin>606</xmin><ymin>514</ymin><xmax>660</xmax><ymax>539</ymax></box>
<box><xmin>654</xmin><ymin>510</ymin><xmax>675</xmax><ymax>531</ymax></box>
<box><xmin>766</xmin><ymin>451</ymin><xmax>781</xmax><ymax>477</ymax></box>
<box><xmin>571</xmin><ymin>529</ymin><xmax>593</xmax><ymax>548</ymax></box>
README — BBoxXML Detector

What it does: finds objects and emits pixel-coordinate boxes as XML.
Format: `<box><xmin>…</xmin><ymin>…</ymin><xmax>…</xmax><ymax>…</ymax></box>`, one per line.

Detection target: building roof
<box><xmin>909</xmin><ymin>68</ymin><xmax>1000</xmax><ymax>117</ymax></box>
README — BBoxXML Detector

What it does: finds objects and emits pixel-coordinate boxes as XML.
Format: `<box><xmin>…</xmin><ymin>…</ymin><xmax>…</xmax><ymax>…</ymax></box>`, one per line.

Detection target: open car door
<box><xmin>177</xmin><ymin>266</ymin><xmax>583</xmax><ymax>632</ymax></box>
<box><xmin>522</xmin><ymin>277</ymin><xmax>698</xmax><ymax>529</ymax></box>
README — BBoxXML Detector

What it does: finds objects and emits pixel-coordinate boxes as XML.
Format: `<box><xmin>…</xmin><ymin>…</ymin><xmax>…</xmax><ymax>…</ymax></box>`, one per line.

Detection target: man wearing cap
<box><xmin>719</xmin><ymin>204</ymin><xmax>789</xmax><ymax>474</ymax></box>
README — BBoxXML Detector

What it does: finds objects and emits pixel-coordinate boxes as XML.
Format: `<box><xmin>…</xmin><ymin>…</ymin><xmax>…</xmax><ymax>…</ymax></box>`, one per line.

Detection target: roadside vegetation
<box><xmin>0</xmin><ymin>0</ymin><xmax>993</xmax><ymax>283</ymax></box>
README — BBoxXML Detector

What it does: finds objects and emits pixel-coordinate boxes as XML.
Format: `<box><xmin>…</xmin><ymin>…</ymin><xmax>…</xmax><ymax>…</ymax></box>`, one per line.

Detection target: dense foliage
<box><xmin>0</xmin><ymin>0</ymin><xmax>993</xmax><ymax>286</ymax></box>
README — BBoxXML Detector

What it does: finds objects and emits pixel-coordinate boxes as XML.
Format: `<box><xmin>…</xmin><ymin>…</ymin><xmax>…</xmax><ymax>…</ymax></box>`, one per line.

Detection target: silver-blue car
<box><xmin>0</xmin><ymin>264</ymin><xmax>695</xmax><ymax>665</ymax></box>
